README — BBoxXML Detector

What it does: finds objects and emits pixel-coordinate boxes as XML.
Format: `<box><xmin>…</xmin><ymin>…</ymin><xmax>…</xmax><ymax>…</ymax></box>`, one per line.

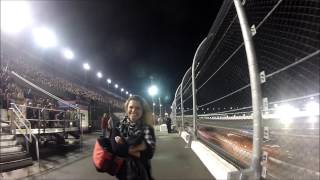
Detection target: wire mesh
<box><xmin>247</xmin><ymin>0</ymin><xmax>320</xmax><ymax>179</ymax></box>
<box><xmin>173</xmin><ymin>0</ymin><xmax>319</xmax><ymax>178</ymax></box>
<box><xmin>182</xmin><ymin>77</ymin><xmax>193</xmax><ymax>116</ymax></box>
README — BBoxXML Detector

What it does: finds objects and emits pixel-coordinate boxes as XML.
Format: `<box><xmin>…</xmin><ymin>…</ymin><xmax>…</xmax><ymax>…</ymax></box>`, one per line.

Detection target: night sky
<box><xmin>28</xmin><ymin>0</ymin><xmax>223</xmax><ymax>106</ymax></box>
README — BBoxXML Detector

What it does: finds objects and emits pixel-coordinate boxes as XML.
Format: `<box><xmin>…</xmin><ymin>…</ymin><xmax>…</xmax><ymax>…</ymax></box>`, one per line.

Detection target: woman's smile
<box><xmin>127</xmin><ymin>100</ymin><xmax>143</xmax><ymax>122</ymax></box>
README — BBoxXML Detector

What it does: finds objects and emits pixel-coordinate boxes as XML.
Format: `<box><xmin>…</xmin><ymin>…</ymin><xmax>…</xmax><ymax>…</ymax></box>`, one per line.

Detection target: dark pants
<box><xmin>166</xmin><ymin>124</ymin><xmax>171</xmax><ymax>133</ymax></box>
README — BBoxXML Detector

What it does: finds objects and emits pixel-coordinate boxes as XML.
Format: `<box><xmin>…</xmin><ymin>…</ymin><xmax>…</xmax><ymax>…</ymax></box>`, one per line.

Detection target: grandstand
<box><xmin>0</xmin><ymin>37</ymin><xmax>124</xmax><ymax>171</ymax></box>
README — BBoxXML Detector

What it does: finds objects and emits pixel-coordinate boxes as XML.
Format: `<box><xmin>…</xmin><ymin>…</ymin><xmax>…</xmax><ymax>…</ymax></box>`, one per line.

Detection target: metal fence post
<box><xmin>181</xmin><ymin>68</ymin><xmax>191</xmax><ymax>131</ymax></box>
<box><xmin>233</xmin><ymin>0</ymin><xmax>263</xmax><ymax>179</ymax></box>
<box><xmin>180</xmin><ymin>83</ymin><xmax>184</xmax><ymax>131</ymax></box>
<box><xmin>174</xmin><ymin>84</ymin><xmax>181</xmax><ymax>128</ymax></box>
<box><xmin>192</xmin><ymin>37</ymin><xmax>208</xmax><ymax>138</ymax></box>
<box><xmin>79</xmin><ymin>109</ymin><xmax>83</xmax><ymax>151</ymax></box>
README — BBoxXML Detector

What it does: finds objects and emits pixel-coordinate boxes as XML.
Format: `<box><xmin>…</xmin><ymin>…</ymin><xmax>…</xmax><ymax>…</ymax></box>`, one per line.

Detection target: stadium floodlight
<box><xmin>308</xmin><ymin>116</ymin><xmax>317</xmax><ymax>124</ymax></box>
<box><xmin>1</xmin><ymin>0</ymin><xmax>33</xmax><ymax>34</ymax></box>
<box><xmin>97</xmin><ymin>72</ymin><xmax>102</xmax><ymax>78</ymax></box>
<box><xmin>148</xmin><ymin>85</ymin><xmax>158</xmax><ymax>97</ymax></box>
<box><xmin>32</xmin><ymin>26</ymin><xmax>57</xmax><ymax>48</ymax></box>
<box><xmin>62</xmin><ymin>48</ymin><xmax>74</xmax><ymax>60</ymax></box>
<box><xmin>115</xmin><ymin>84</ymin><xmax>118</xmax><ymax>89</ymax></box>
<box><xmin>121</xmin><ymin>88</ymin><xmax>124</xmax><ymax>92</ymax></box>
<box><xmin>305</xmin><ymin>102</ymin><xmax>319</xmax><ymax>115</ymax></box>
<box><xmin>130</xmin><ymin>94</ymin><xmax>132</xmax><ymax>97</ymax></box>
<box><xmin>83</xmin><ymin>63</ymin><xmax>90</xmax><ymax>70</ymax></box>
<box><xmin>107</xmin><ymin>78</ymin><xmax>111</xmax><ymax>84</ymax></box>
<box><xmin>276</xmin><ymin>104</ymin><xmax>297</xmax><ymax>126</ymax></box>
<box><xmin>126</xmin><ymin>91</ymin><xmax>128</xmax><ymax>95</ymax></box>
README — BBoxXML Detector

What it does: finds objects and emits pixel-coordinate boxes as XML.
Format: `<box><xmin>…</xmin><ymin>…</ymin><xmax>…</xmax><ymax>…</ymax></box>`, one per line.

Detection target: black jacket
<box><xmin>110</xmin><ymin>121</ymin><xmax>156</xmax><ymax>180</ymax></box>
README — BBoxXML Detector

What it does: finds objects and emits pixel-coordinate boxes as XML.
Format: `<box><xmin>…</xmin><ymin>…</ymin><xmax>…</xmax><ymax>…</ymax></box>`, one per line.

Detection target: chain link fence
<box><xmin>172</xmin><ymin>0</ymin><xmax>319</xmax><ymax>179</ymax></box>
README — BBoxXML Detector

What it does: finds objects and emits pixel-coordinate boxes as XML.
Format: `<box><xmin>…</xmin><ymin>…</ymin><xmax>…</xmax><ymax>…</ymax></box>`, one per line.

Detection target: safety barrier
<box><xmin>10</xmin><ymin>103</ymin><xmax>40</xmax><ymax>166</ymax></box>
<box><xmin>172</xmin><ymin>0</ymin><xmax>319</xmax><ymax>179</ymax></box>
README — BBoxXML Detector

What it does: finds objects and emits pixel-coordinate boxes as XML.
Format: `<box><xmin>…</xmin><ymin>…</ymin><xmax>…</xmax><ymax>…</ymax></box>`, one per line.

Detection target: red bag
<box><xmin>92</xmin><ymin>138</ymin><xmax>124</xmax><ymax>176</ymax></box>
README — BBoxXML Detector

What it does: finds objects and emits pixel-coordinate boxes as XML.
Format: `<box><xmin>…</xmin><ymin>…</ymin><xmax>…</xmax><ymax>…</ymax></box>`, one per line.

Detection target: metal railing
<box><xmin>172</xmin><ymin>0</ymin><xmax>320</xmax><ymax>179</ymax></box>
<box><xmin>10</xmin><ymin>103</ymin><xmax>40</xmax><ymax>166</ymax></box>
<box><xmin>10</xmin><ymin>70</ymin><xmax>83</xmax><ymax>149</ymax></box>
<box><xmin>16</xmin><ymin>104</ymin><xmax>81</xmax><ymax>134</ymax></box>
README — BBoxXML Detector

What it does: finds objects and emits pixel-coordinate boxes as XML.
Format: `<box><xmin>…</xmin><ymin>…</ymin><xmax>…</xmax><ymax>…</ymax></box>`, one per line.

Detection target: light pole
<box><xmin>148</xmin><ymin>85</ymin><xmax>158</xmax><ymax>126</ymax></box>
<box><xmin>159</xmin><ymin>97</ymin><xmax>162</xmax><ymax>121</ymax></box>
<box><xmin>121</xmin><ymin>88</ymin><xmax>124</xmax><ymax>95</ymax></box>
<box><xmin>83</xmin><ymin>63</ymin><xmax>90</xmax><ymax>86</ymax></box>
<box><xmin>107</xmin><ymin>78</ymin><xmax>111</xmax><ymax>88</ymax></box>
<box><xmin>106</xmin><ymin>78</ymin><xmax>112</xmax><ymax>114</ymax></box>
<box><xmin>153</xmin><ymin>102</ymin><xmax>156</xmax><ymax>123</ymax></box>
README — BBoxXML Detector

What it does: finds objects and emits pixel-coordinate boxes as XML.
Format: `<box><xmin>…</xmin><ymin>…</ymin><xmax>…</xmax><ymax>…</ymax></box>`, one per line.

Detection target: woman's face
<box><xmin>127</xmin><ymin>100</ymin><xmax>143</xmax><ymax>122</ymax></box>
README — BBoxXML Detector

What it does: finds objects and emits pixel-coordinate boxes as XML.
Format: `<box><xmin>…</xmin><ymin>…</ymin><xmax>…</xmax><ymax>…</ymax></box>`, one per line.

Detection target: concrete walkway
<box><xmin>152</xmin><ymin>131</ymin><xmax>213</xmax><ymax>180</ymax></box>
<box><xmin>3</xmin><ymin>130</ymin><xmax>213</xmax><ymax>180</ymax></box>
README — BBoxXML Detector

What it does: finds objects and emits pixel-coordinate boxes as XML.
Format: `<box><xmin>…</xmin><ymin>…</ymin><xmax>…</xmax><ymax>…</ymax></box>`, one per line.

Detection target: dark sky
<box><xmin>29</xmin><ymin>0</ymin><xmax>223</xmax><ymax>105</ymax></box>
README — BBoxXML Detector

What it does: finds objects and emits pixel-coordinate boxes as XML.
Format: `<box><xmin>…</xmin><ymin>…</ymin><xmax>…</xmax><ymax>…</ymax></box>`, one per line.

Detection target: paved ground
<box><xmin>1</xmin><ymin>129</ymin><xmax>213</xmax><ymax>180</ymax></box>
<box><xmin>152</xmin><ymin>131</ymin><xmax>213</xmax><ymax>180</ymax></box>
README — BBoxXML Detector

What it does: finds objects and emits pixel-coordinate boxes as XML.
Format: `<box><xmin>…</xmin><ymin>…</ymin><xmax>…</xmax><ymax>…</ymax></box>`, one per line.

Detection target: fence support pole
<box><xmin>174</xmin><ymin>84</ymin><xmax>181</xmax><ymax>127</ymax></box>
<box><xmin>233</xmin><ymin>0</ymin><xmax>263</xmax><ymax>179</ymax></box>
<box><xmin>181</xmin><ymin>67</ymin><xmax>191</xmax><ymax>131</ymax></box>
<box><xmin>192</xmin><ymin>37</ymin><xmax>208</xmax><ymax>138</ymax></box>
<box><xmin>79</xmin><ymin>109</ymin><xmax>83</xmax><ymax>151</ymax></box>
<box><xmin>180</xmin><ymin>82</ymin><xmax>184</xmax><ymax>130</ymax></box>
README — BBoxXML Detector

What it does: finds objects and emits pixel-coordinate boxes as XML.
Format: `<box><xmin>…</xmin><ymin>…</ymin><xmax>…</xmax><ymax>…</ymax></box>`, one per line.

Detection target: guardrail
<box><xmin>172</xmin><ymin>0</ymin><xmax>320</xmax><ymax>179</ymax></box>
<box><xmin>10</xmin><ymin>103</ymin><xmax>40</xmax><ymax>166</ymax></box>
<box><xmin>10</xmin><ymin>70</ymin><xmax>83</xmax><ymax>149</ymax></box>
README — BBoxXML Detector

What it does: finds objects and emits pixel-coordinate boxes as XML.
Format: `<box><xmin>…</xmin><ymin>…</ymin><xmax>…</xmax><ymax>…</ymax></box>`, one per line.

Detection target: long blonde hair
<box><xmin>124</xmin><ymin>95</ymin><xmax>153</xmax><ymax>126</ymax></box>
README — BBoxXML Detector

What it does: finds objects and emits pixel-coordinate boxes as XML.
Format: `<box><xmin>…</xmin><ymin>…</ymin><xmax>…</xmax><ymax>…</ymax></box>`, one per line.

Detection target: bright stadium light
<box><xmin>308</xmin><ymin>116</ymin><xmax>318</xmax><ymax>124</ymax></box>
<box><xmin>126</xmin><ymin>91</ymin><xmax>128</xmax><ymax>95</ymax></box>
<box><xmin>305</xmin><ymin>102</ymin><xmax>319</xmax><ymax>115</ymax></box>
<box><xmin>62</xmin><ymin>48</ymin><xmax>74</xmax><ymax>60</ymax></box>
<box><xmin>130</xmin><ymin>94</ymin><xmax>132</xmax><ymax>97</ymax></box>
<box><xmin>97</xmin><ymin>72</ymin><xmax>102</xmax><ymax>78</ymax></box>
<box><xmin>1</xmin><ymin>0</ymin><xmax>33</xmax><ymax>34</ymax></box>
<box><xmin>148</xmin><ymin>85</ymin><xmax>158</xmax><ymax>97</ymax></box>
<box><xmin>32</xmin><ymin>26</ymin><xmax>58</xmax><ymax>48</ymax></box>
<box><xmin>121</xmin><ymin>88</ymin><xmax>124</xmax><ymax>92</ymax></box>
<box><xmin>83</xmin><ymin>63</ymin><xmax>90</xmax><ymax>70</ymax></box>
<box><xmin>307</xmin><ymin>101</ymin><xmax>319</xmax><ymax>127</ymax></box>
<box><xmin>276</xmin><ymin>104</ymin><xmax>298</xmax><ymax>126</ymax></box>
<box><xmin>115</xmin><ymin>84</ymin><xmax>118</xmax><ymax>89</ymax></box>
<box><xmin>107</xmin><ymin>78</ymin><xmax>111</xmax><ymax>84</ymax></box>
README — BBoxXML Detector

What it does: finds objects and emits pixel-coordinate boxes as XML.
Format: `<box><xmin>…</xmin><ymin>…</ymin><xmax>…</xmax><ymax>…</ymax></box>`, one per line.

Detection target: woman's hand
<box><xmin>134</xmin><ymin>141</ymin><xmax>147</xmax><ymax>151</ymax></box>
<box><xmin>128</xmin><ymin>150</ymin><xmax>141</xmax><ymax>158</ymax></box>
<box><xmin>128</xmin><ymin>141</ymin><xmax>147</xmax><ymax>158</ymax></box>
<box><xmin>115</xmin><ymin>136</ymin><xmax>124</xmax><ymax>144</ymax></box>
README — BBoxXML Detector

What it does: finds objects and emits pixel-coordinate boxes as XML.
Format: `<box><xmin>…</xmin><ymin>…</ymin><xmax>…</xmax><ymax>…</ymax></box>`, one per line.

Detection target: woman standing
<box><xmin>111</xmin><ymin>95</ymin><xmax>156</xmax><ymax>180</ymax></box>
<box><xmin>101</xmin><ymin>113</ymin><xmax>109</xmax><ymax>138</ymax></box>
